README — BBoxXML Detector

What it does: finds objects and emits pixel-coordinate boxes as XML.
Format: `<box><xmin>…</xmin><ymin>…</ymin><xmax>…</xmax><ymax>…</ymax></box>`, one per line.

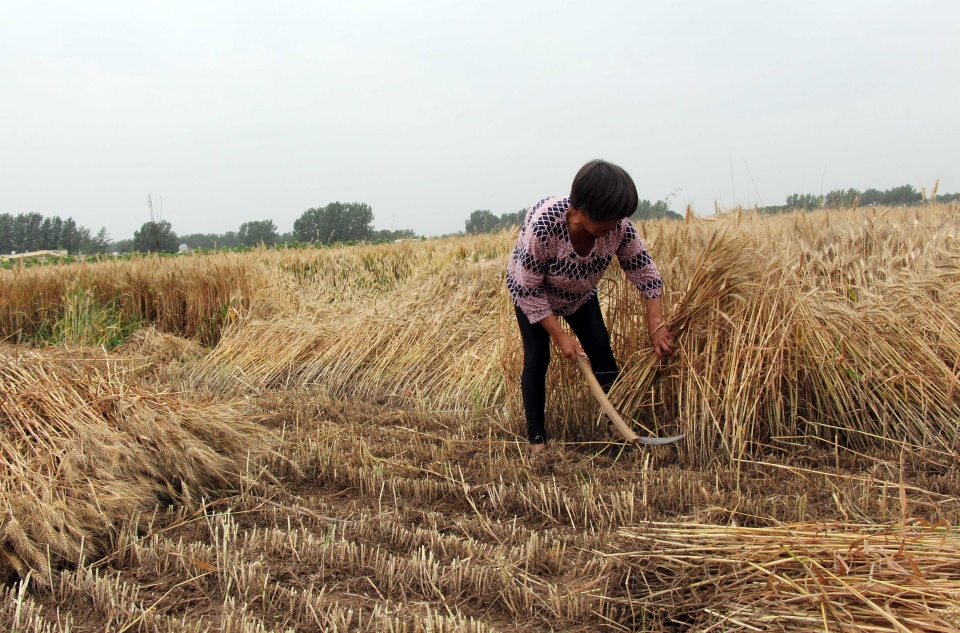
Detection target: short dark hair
<box><xmin>569</xmin><ymin>159</ymin><xmax>639</xmax><ymax>222</ymax></box>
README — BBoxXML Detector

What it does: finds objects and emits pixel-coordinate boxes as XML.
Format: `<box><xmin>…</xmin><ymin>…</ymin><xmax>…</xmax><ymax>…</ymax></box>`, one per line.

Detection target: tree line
<box><xmin>0</xmin><ymin>201</ymin><xmax>418</xmax><ymax>256</ymax></box>
<box><xmin>0</xmin><ymin>212</ymin><xmax>110</xmax><ymax>255</ymax></box>
<box><xmin>760</xmin><ymin>184</ymin><xmax>959</xmax><ymax>214</ymax></box>
<box><xmin>112</xmin><ymin>202</ymin><xmax>416</xmax><ymax>254</ymax></box>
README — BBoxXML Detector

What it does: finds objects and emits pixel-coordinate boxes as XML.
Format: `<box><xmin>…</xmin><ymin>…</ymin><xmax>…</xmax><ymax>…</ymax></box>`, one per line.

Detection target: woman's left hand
<box><xmin>648</xmin><ymin>323</ymin><xmax>674</xmax><ymax>360</ymax></box>
<box><xmin>644</xmin><ymin>297</ymin><xmax>673</xmax><ymax>360</ymax></box>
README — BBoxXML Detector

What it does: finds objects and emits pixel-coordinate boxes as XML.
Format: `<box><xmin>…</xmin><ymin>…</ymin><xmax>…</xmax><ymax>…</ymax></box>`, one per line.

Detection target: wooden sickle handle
<box><xmin>576</xmin><ymin>354</ymin><xmax>641</xmax><ymax>444</ymax></box>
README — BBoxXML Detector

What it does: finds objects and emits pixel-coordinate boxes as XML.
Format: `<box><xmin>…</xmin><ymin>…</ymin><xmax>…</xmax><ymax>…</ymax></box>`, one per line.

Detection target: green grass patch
<box><xmin>33</xmin><ymin>285</ymin><xmax>140</xmax><ymax>349</ymax></box>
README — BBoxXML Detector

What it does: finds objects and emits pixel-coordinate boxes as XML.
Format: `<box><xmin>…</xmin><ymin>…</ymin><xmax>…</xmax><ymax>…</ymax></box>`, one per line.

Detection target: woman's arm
<box><xmin>644</xmin><ymin>296</ymin><xmax>673</xmax><ymax>359</ymax></box>
<box><xmin>616</xmin><ymin>222</ymin><xmax>665</xmax><ymax>301</ymax></box>
<box><xmin>614</xmin><ymin>221</ymin><xmax>673</xmax><ymax>358</ymax></box>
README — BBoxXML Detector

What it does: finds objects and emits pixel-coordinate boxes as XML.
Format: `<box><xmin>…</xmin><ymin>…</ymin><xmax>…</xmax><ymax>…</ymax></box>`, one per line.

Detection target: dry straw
<box><xmin>177</xmin><ymin>205</ymin><xmax>960</xmax><ymax>464</ymax></box>
<box><xmin>4</xmin><ymin>205</ymin><xmax>959</xmax><ymax>466</ymax></box>
<box><xmin>604</xmin><ymin>206</ymin><xmax>960</xmax><ymax>465</ymax></box>
<box><xmin>0</xmin><ymin>346</ymin><xmax>278</xmax><ymax>583</ymax></box>
<box><xmin>609</xmin><ymin>520</ymin><xmax>960</xmax><ymax>632</ymax></box>
<box><xmin>114</xmin><ymin>325</ymin><xmax>207</xmax><ymax>365</ymax></box>
<box><xmin>189</xmin><ymin>237</ymin><xmax>512</xmax><ymax>412</ymax></box>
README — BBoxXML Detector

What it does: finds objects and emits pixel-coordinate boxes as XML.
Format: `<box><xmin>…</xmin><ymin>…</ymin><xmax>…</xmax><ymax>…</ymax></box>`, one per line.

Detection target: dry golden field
<box><xmin>2</xmin><ymin>203</ymin><xmax>960</xmax><ymax>632</ymax></box>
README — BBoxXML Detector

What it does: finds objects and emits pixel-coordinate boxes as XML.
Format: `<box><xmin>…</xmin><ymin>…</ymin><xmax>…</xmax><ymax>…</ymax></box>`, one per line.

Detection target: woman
<box><xmin>506</xmin><ymin>159</ymin><xmax>674</xmax><ymax>452</ymax></box>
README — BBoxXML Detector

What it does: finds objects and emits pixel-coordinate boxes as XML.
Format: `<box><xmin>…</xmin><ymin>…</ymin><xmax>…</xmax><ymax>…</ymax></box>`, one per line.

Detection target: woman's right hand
<box><xmin>555</xmin><ymin>332</ymin><xmax>585</xmax><ymax>361</ymax></box>
<box><xmin>539</xmin><ymin>315</ymin><xmax>584</xmax><ymax>361</ymax></box>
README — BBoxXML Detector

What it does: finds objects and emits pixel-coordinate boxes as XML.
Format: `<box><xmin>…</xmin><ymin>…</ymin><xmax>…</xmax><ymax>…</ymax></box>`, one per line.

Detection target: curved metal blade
<box><xmin>633</xmin><ymin>434</ymin><xmax>685</xmax><ymax>446</ymax></box>
<box><xmin>577</xmin><ymin>355</ymin><xmax>684</xmax><ymax>447</ymax></box>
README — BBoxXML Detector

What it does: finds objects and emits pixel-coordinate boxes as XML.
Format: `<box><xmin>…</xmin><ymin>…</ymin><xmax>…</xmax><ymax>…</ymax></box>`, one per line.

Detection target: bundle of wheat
<box><xmin>607</xmin><ymin>231</ymin><xmax>759</xmax><ymax>439</ymax></box>
<box><xmin>0</xmin><ymin>347</ymin><xmax>276</xmax><ymax>583</ymax></box>
<box><xmin>608</xmin><ymin>520</ymin><xmax>960</xmax><ymax>632</ymax></box>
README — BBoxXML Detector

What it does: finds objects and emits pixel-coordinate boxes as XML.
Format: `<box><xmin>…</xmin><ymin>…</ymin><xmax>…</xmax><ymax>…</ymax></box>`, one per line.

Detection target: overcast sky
<box><xmin>1</xmin><ymin>1</ymin><xmax>958</xmax><ymax>240</ymax></box>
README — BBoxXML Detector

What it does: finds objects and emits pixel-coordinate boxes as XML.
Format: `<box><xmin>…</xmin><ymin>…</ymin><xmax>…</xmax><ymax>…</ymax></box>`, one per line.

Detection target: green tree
<box><xmin>859</xmin><ymin>188</ymin><xmax>883</xmax><ymax>205</ymax></box>
<box><xmin>465</xmin><ymin>210</ymin><xmax>500</xmax><ymax>234</ymax></box>
<box><xmin>0</xmin><ymin>214</ymin><xmax>12</xmax><ymax>253</ymax></box>
<box><xmin>293</xmin><ymin>202</ymin><xmax>374</xmax><ymax>244</ymax></box>
<box><xmin>83</xmin><ymin>227</ymin><xmax>111</xmax><ymax>254</ymax></box>
<box><xmin>825</xmin><ymin>188</ymin><xmax>861</xmax><ymax>208</ymax></box>
<box><xmin>110</xmin><ymin>238</ymin><xmax>133</xmax><ymax>253</ymax></box>
<box><xmin>371</xmin><ymin>228</ymin><xmax>417</xmax><ymax>242</ymax></box>
<box><xmin>632</xmin><ymin>199</ymin><xmax>682</xmax><ymax>221</ymax></box>
<box><xmin>133</xmin><ymin>220</ymin><xmax>179</xmax><ymax>253</ymax></box>
<box><xmin>785</xmin><ymin>193</ymin><xmax>823</xmax><ymax>210</ymax></box>
<box><xmin>237</xmin><ymin>219</ymin><xmax>279</xmax><ymax>247</ymax></box>
<box><xmin>220</xmin><ymin>231</ymin><xmax>240</xmax><ymax>249</ymax></box>
<box><xmin>42</xmin><ymin>216</ymin><xmax>89</xmax><ymax>252</ymax></box>
<box><xmin>881</xmin><ymin>185</ymin><xmax>922</xmax><ymax>206</ymax></box>
<box><xmin>465</xmin><ymin>209</ymin><xmax>529</xmax><ymax>234</ymax></box>
<box><xmin>179</xmin><ymin>233</ymin><xmax>217</xmax><ymax>249</ymax></box>
<box><xmin>499</xmin><ymin>209</ymin><xmax>527</xmax><ymax>228</ymax></box>
<box><xmin>179</xmin><ymin>231</ymin><xmax>240</xmax><ymax>249</ymax></box>
<box><xmin>0</xmin><ymin>212</ymin><xmax>100</xmax><ymax>254</ymax></box>
<box><xmin>12</xmin><ymin>212</ymin><xmax>44</xmax><ymax>252</ymax></box>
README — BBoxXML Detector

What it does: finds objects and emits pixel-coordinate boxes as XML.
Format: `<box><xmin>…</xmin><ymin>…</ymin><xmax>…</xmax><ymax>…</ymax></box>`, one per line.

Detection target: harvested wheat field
<box><xmin>2</xmin><ymin>204</ymin><xmax>960</xmax><ymax>632</ymax></box>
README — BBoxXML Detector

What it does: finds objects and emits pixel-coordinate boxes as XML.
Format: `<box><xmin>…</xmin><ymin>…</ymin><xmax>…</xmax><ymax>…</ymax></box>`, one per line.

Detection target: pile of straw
<box><xmin>189</xmin><ymin>258</ymin><xmax>509</xmax><ymax>411</ymax></box>
<box><xmin>0</xmin><ymin>347</ymin><xmax>275</xmax><ymax>583</ymax></box>
<box><xmin>115</xmin><ymin>326</ymin><xmax>207</xmax><ymax>364</ymax></box>
<box><xmin>610</xmin><ymin>521</ymin><xmax>960</xmax><ymax>632</ymax></box>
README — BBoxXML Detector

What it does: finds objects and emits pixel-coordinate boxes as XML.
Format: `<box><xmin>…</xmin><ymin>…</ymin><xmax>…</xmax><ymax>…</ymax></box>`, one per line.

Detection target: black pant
<box><xmin>515</xmin><ymin>295</ymin><xmax>619</xmax><ymax>444</ymax></box>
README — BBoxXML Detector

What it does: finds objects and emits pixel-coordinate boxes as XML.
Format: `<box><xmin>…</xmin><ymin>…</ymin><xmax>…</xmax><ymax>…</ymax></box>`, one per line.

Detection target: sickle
<box><xmin>576</xmin><ymin>354</ymin><xmax>684</xmax><ymax>446</ymax></box>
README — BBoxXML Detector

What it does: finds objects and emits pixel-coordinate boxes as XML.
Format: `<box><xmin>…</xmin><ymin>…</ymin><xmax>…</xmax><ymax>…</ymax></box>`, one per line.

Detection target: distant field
<box><xmin>2</xmin><ymin>204</ymin><xmax>960</xmax><ymax>632</ymax></box>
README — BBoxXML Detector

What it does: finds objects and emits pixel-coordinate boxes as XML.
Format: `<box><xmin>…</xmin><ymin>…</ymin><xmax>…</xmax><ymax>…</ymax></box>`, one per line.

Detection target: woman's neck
<box><xmin>567</xmin><ymin>209</ymin><xmax>596</xmax><ymax>256</ymax></box>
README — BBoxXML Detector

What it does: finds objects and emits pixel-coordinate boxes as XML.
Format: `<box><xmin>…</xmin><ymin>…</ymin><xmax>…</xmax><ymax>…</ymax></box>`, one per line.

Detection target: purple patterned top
<box><xmin>507</xmin><ymin>196</ymin><xmax>663</xmax><ymax>324</ymax></box>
